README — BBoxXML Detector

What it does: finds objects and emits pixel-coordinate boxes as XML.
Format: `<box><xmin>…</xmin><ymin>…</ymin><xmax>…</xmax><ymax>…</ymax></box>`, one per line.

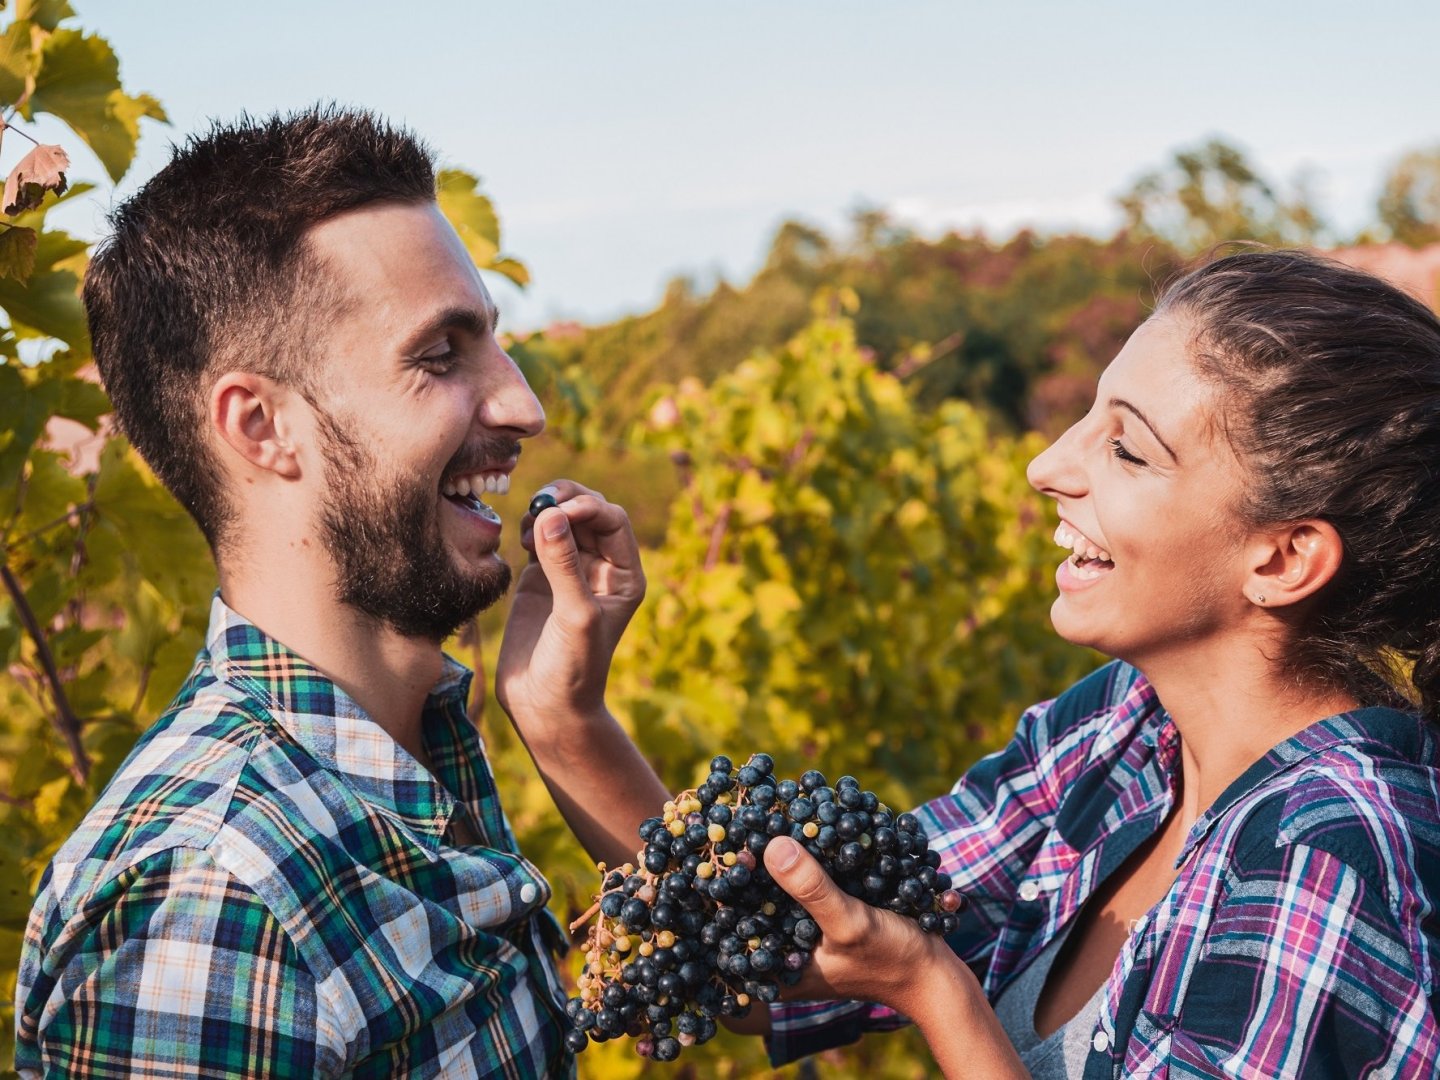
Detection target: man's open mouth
<box><xmin>442</xmin><ymin>470</ymin><xmax>508</xmax><ymax>525</ymax></box>
<box><xmin>1055</xmin><ymin>522</ymin><xmax>1114</xmax><ymax>576</ymax></box>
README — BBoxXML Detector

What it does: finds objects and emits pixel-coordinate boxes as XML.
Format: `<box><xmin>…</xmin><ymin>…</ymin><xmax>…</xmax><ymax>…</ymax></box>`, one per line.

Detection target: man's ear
<box><xmin>1243</xmin><ymin>520</ymin><xmax>1344</xmax><ymax>610</ymax></box>
<box><xmin>211</xmin><ymin>372</ymin><xmax>303</xmax><ymax>480</ymax></box>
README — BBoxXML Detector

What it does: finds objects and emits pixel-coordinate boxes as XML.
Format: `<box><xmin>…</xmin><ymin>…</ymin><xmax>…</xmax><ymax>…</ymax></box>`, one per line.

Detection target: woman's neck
<box><xmin>1137</xmin><ymin>638</ymin><xmax>1358</xmax><ymax>825</ymax></box>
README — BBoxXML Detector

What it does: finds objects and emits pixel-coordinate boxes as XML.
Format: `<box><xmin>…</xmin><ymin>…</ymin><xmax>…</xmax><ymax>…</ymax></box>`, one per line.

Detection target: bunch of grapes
<box><xmin>563</xmin><ymin>753</ymin><xmax>965</xmax><ymax>1062</ymax></box>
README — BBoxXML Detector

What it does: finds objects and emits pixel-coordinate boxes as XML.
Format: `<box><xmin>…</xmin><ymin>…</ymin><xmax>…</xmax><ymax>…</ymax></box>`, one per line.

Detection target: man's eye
<box><xmin>415</xmin><ymin>350</ymin><xmax>457</xmax><ymax>373</ymax></box>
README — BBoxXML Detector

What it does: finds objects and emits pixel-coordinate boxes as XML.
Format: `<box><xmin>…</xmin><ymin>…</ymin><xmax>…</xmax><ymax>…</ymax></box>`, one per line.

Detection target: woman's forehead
<box><xmin>1102</xmin><ymin>316</ymin><xmax>1230</xmax><ymax>452</ymax></box>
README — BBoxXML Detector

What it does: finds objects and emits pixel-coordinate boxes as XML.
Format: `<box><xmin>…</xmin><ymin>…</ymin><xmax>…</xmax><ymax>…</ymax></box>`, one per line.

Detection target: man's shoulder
<box><xmin>46</xmin><ymin>661</ymin><xmax>296</xmax><ymax>915</ymax></box>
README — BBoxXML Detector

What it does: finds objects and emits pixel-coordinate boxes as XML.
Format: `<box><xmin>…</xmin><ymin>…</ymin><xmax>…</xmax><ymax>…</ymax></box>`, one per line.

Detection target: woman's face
<box><xmin>1026</xmin><ymin>315</ymin><xmax>1255</xmax><ymax>666</ymax></box>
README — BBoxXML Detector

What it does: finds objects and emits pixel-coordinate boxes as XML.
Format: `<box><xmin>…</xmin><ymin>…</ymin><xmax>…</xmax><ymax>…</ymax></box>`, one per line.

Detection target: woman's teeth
<box><xmin>1053</xmin><ymin>523</ymin><xmax>1112</xmax><ymax>564</ymax></box>
<box><xmin>441</xmin><ymin>472</ymin><xmax>511</xmax><ymax>498</ymax></box>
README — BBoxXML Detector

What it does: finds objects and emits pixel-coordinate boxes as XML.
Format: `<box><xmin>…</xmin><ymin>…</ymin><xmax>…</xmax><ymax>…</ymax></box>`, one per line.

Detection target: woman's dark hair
<box><xmin>84</xmin><ymin>105</ymin><xmax>436</xmax><ymax>548</ymax></box>
<box><xmin>1155</xmin><ymin>249</ymin><xmax>1440</xmax><ymax>721</ymax></box>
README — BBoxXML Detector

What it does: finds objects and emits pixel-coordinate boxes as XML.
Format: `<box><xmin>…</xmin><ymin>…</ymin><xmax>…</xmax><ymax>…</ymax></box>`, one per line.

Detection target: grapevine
<box><xmin>564</xmin><ymin>753</ymin><xmax>965</xmax><ymax>1062</ymax></box>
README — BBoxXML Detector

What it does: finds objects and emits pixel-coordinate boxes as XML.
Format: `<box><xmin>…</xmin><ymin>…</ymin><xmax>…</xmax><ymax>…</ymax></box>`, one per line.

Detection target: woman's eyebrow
<box><xmin>1109</xmin><ymin>397</ymin><xmax>1178</xmax><ymax>463</ymax></box>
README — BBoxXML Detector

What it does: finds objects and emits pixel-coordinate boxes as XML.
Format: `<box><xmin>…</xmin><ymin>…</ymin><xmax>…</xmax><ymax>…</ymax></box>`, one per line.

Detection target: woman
<box><xmin>751</xmin><ymin>250</ymin><xmax>1440</xmax><ymax>1077</ymax></box>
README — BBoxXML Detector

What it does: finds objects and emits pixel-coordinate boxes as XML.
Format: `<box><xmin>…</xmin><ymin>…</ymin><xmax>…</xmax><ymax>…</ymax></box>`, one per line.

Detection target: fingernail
<box><xmin>542</xmin><ymin>510</ymin><xmax>569</xmax><ymax>540</ymax></box>
<box><xmin>769</xmin><ymin>836</ymin><xmax>799</xmax><ymax>870</ymax></box>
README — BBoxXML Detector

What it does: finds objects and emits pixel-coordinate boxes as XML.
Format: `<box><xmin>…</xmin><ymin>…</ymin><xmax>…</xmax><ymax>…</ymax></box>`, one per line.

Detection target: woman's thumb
<box><xmin>764</xmin><ymin>836</ymin><xmax>845</xmax><ymax>926</ymax></box>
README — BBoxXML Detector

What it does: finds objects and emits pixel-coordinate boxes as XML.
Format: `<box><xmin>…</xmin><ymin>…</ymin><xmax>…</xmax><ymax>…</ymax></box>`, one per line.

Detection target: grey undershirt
<box><xmin>991</xmin><ymin>922</ymin><xmax>1107</xmax><ymax>1079</ymax></box>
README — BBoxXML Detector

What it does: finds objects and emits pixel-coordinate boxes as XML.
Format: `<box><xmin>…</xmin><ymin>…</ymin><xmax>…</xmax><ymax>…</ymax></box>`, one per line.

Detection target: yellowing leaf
<box><xmin>3</xmin><ymin>142</ymin><xmax>69</xmax><ymax>214</ymax></box>
<box><xmin>435</xmin><ymin>168</ymin><xmax>529</xmax><ymax>287</ymax></box>
<box><xmin>16</xmin><ymin>0</ymin><xmax>77</xmax><ymax>31</ymax></box>
<box><xmin>0</xmin><ymin>224</ymin><xmax>37</xmax><ymax>281</ymax></box>
<box><xmin>752</xmin><ymin>580</ymin><xmax>800</xmax><ymax>632</ymax></box>
<box><xmin>31</xmin><ymin>774</ymin><xmax>71</xmax><ymax>829</ymax></box>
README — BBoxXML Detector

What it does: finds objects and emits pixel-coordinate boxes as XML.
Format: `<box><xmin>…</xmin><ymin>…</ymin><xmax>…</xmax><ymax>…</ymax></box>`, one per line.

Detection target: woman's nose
<box><xmin>1026</xmin><ymin>422</ymin><xmax>1084</xmax><ymax>498</ymax></box>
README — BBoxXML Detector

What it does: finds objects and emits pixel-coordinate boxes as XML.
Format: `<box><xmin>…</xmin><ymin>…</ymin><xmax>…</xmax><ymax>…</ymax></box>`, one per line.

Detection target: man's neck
<box><xmin>217</xmin><ymin>548</ymin><xmax>443</xmax><ymax>768</ymax></box>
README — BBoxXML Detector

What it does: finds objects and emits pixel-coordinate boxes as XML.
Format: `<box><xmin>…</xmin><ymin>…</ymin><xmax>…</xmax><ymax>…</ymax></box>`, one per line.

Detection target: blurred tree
<box><xmin>1376</xmin><ymin>146</ymin><xmax>1440</xmax><ymax>247</ymax></box>
<box><xmin>1117</xmin><ymin>137</ymin><xmax>1327</xmax><ymax>253</ymax></box>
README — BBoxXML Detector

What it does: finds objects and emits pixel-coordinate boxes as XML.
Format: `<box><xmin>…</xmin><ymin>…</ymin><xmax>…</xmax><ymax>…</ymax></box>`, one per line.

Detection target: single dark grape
<box><xmin>528</xmin><ymin>491</ymin><xmax>559</xmax><ymax>518</ymax></box>
<box><xmin>565</xmin><ymin>1028</ymin><xmax>589</xmax><ymax>1053</ymax></box>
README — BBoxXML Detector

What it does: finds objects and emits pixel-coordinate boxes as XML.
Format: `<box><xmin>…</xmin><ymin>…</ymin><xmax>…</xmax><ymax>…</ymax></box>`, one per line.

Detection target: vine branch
<box><xmin>1</xmin><ymin>561</ymin><xmax>89</xmax><ymax>784</ymax></box>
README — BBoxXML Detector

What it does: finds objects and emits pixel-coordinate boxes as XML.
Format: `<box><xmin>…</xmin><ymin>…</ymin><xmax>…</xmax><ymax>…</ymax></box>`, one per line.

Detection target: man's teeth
<box><xmin>1053</xmin><ymin>523</ymin><xmax>1112</xmax><ymax>564</ymax></box>
<box><xmin>441</xmin><ymin>472</ymin><xmax>511</xmax><ymax>498</ymax></box>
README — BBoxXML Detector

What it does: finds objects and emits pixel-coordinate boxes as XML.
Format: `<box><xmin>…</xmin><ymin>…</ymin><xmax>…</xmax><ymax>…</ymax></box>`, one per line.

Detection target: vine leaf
<box><xmin>16</xmin><ymin>0</ymin><xmax>78</xmax><ymax>32</ymax></box>
<box><xmin>0</xmin><ymin>20</ymin><xmax>36</xmax><ymax>107</ymax></box>
<box><xmin>0</xmin><ymin>223</ymin><xmax>37</xmax><ymax>280</ymax></box>
<box><xmin>3</xmin><ymin>141</ymin><xmax>69</xmax><ymax>214</ymax></box>
<box><xmin>26</xmin><ymin>29</ymin><xmax>166</xmax><ymax>182</ymax></box>
<box><xmin>436</xmin><ymin>168</ymin><xmax>530</xmax><ymax>288</ymax></box>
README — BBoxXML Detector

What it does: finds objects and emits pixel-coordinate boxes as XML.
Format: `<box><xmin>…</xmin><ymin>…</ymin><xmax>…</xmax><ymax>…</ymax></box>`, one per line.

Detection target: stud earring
<box><xmin>1255</xmin><ymin>593</ymin><xmax>1266</xmax><ymax>604</ymax></box>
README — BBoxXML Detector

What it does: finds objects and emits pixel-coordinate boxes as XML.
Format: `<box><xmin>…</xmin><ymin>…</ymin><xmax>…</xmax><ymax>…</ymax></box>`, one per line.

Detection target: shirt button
<box><xmin>519</xmin><ymin>882</ymin><xmax>538</xmax><ymax>904</ymax></box>
<box><xmin>1092</xmin><ymin>1031</ymin><xmax>1110</xmax><ymax>1053</ymax></box>
<box><xmin>1018</xmin><ymin>881</ymin><xmax>1040</xmax><ymax>902</ymax></box>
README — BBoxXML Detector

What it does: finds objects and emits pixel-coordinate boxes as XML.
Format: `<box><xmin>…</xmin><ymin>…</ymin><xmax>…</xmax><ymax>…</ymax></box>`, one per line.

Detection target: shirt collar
<box><xmin>1180</xmin><ymin>703</ymin><xmax>1426</xmax><ymax>859</ymax></box>
<box><xmin>204</xmin><ymin>593</ymin><xmax>474</xmax><ymax>851</ymax></box>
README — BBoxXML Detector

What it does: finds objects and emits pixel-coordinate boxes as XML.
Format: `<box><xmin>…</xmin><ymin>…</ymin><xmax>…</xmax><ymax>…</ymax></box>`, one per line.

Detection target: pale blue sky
<box><xmin>40</xmin><ymin>1</ymin><xmax>1440</xmax><ymax>329</ymax></box>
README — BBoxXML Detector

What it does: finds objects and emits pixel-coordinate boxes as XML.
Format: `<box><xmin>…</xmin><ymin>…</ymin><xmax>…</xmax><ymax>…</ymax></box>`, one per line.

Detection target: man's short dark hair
<box><xmin>84</xmin><ymin>105</ymin><xmax>437</xmax><ymax>547</ymax></box>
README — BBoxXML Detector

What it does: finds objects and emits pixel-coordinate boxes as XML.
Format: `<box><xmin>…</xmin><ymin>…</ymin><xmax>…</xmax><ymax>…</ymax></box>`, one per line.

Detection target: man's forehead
<box><xmin>306</xmin><ymin>200</ymin><xmax>496</xmax><ymax>331</ymax></box>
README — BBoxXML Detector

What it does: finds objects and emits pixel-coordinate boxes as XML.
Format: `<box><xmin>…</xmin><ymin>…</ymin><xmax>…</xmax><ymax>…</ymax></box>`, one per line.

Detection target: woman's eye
<box><xmin>1107</xmin><ymin>437</ymin><xmax>1148</xmax><ymax>467</ymax></box>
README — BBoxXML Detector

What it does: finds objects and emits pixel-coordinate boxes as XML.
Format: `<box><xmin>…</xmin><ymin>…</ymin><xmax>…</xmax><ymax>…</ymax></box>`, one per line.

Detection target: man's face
<box><xmin>300</xmin><ymin>201</ymin><xmax>545</xmax><ymax>642</ymax></box>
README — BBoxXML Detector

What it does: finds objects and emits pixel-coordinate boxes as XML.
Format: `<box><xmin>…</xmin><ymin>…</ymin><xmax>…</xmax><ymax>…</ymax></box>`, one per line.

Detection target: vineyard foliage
<box><xmin>3</xmin><ymin>5</ymin><xmax>1440</xmax><ymax>1079</ymax></box>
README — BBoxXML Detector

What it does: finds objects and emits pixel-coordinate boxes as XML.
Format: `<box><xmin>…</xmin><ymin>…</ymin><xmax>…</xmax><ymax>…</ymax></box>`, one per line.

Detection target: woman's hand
<box><xmin>763</xmin><ymin>836</ymin><xmax>1029</xmax><ymax>1079</ymax></box>
<box><xmin>496</xmin><ymin>480</ymin><xmax>645</xmax><ymax>726</ymax></box>
<box><xmin>762</xmin><ymin>835</ymin><xmax>962</xmax><ymax>1013</ymax></box>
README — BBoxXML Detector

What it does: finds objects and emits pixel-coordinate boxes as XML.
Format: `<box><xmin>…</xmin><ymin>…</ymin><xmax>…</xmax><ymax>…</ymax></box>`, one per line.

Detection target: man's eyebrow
<box><xmin>1108</xmin><ymin>396</ymin><xmax>1178</xmax><ymax>463</ymax></box>
<box><xmin>402</xmin><ymin>304</ymin><xmax>498</xmax><ymax>349</ymax></box>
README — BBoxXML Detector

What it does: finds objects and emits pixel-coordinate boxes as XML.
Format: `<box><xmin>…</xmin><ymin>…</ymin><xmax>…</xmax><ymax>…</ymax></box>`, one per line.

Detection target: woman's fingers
<box><xmin>763</xmin><ymin>837</ymin><xmax>864</xmax><ymax>947</ymax></box>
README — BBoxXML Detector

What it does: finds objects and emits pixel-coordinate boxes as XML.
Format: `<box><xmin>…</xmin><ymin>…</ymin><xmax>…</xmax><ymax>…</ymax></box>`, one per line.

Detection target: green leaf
<box><xmin>0</xmin><ymin>226</ymin><xmax>37</xmax><ymax>282</ymax></box>
<box><xmin>27</xmin><ymin>29</ymin><xmax>164</xmax><ymax>182</ymax></box>
<box><xmin>52</xmin><ymin>375</ymin><xmax>108</xmax><ymax>430</ymax></box>
<box><xmin>0</xmin><ymin>226</ymin><xmax>87</xmax><ymax>345</ymax></box>
<box><xmin>0</xmin><ymin>837</ymin><xmax>36</xmax><ymax>930</ymax></box>
<box><xmin>0</xmin><ymin>19</ymin><xmax>37</xmax><ymax>106</ymax></box>
<box><xmin>16</xmin><ymin>0</ymin><xmax>76</xmax><ymax>31</ymax></box>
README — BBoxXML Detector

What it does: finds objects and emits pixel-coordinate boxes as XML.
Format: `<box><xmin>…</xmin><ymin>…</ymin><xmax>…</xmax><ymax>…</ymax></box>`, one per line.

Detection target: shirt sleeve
<box><xmin>15</xmin><ymin>846</ymin><xmax>343</xmax><ymax>1079</ymax></box>
<box><xmin>766</xmin><ymin>685</ymin><xmax>1077</xmax><ymax>1067</ymax></box>
<box><xmin>1168</xmin><ymin>838</ymin><xmax>1439</xmax><ymax>1078</ymax></box>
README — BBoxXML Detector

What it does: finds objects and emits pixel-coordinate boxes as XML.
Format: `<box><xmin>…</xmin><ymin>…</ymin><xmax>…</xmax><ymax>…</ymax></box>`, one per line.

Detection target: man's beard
<box><xmin>315</xmin><ymin>409</ymin><xmax>514</xmax><ymax>642</ymax></box>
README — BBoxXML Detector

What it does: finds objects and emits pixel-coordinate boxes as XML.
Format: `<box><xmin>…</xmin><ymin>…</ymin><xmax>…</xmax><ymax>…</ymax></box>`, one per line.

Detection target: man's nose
<box><xmin>478</xmin><ymin>348</ymin><xmax>546</xmax><ymax>439</ymax></box>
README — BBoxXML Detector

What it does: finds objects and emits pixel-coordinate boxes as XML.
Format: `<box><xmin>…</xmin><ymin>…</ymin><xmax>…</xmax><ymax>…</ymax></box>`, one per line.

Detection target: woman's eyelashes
<box><xmin>1107</xmin><ymin>436</ymin><xmax>1148</xmax><ymax>467</ymax></box>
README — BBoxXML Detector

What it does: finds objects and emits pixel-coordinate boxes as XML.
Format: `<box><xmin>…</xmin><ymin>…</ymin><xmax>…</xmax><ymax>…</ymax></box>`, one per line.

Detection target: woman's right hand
<box><xmin>761</xmin><ymin>835</ymin><xmax>966</xmax><ymax>1012</ymax></box>
<box><xmin>761</xmin><ymin>836</ymin><xmax>1029</xmax><ymax>1078</ymax></box>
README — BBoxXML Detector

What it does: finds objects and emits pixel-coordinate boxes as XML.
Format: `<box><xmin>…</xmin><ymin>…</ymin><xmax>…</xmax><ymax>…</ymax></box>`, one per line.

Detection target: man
<box><xmin>15</xmin><ymin>107</ymin><xmax>667</xmax><ymax>1078</ymax></box>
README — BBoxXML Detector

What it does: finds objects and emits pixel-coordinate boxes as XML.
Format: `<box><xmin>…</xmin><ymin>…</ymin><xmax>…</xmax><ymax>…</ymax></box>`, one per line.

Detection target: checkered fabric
<box><xmin>768</xmin><ymin>661</ymin><xmax>1440</xmax><ymax>1078</ymax></box>
<box><xmin>15</xmin><ymin>595</ymin><xmax>572</xmax><ymax>1078</ymax></box>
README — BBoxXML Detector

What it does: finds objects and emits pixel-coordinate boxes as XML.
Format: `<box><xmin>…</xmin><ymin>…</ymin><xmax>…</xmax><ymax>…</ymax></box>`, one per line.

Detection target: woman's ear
<box><xmin>1244</xmin><ymin>520</ymin><xmax>1344</xmax><ymax>610</ymax></box>
<box><xmin>211</xmin><ymin>372</ymin><xmax>303</xmax><ymax>480</ymax></box>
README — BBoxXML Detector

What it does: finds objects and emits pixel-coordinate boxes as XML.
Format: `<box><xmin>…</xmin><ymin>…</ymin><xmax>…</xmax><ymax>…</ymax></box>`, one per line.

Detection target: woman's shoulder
<box><xmin>1227</xmin><ymin>709</ymin><xmax>1440</xmax><ymax>916</ymax></box>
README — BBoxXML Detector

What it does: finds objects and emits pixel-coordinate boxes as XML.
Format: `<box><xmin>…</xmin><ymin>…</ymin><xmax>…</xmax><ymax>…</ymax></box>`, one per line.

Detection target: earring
<box><xmin>1255</xmin><ymin>593</ymin><xmax>1266</xmax><ymax>604</ymax></box>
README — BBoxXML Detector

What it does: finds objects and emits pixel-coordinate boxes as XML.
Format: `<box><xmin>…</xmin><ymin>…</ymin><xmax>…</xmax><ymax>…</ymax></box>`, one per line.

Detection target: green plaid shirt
<box><xmin>15</xmin><ymin>595</ymin><xmax>573</xmax><ymax>1078</ymax></box>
